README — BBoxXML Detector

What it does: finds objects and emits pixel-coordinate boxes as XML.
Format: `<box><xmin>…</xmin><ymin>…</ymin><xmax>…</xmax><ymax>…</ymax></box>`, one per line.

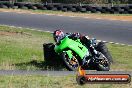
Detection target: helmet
<box><xmin>53</xmin><ymin>30</ymin><xmax>65</xmax><ymax>42</ymax></box>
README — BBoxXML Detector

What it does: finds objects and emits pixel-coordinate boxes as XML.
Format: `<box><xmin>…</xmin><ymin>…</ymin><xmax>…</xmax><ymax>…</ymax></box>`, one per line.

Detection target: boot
<box><xmin>94</xmin><ymin>51</ymin><xmax>101</xmax><ymax>60</ymax></box>
<box><xmin>82</xmin><ymin>56</ymin><xmax>91</xmax><ymax>66</ymax></box>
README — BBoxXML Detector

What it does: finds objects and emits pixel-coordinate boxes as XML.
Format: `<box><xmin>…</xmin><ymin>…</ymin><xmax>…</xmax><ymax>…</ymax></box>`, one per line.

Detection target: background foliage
<box><xmin>0</xmin><ymin>0</ymin><xmax>132</xmax><ymax>4</ymax></box>
<box><xmin>15</xmin><ymin>0</ymin><xmax>132</xmax><ymax>4</ymax></box>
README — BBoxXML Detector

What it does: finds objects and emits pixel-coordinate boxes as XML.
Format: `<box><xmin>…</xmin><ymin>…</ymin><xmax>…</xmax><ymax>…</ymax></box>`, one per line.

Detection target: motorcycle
<box><xmin>44</xmin><ymin>35</ymin><xmax>112</xmax><ymax>71</ymax></box>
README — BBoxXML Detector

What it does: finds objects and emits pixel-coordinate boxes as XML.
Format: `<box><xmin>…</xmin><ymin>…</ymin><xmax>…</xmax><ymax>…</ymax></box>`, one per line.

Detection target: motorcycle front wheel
<box><xmin>61</xmin><ymin>51</ymin><xmax>79</xmax><ymax>71</ymax></box>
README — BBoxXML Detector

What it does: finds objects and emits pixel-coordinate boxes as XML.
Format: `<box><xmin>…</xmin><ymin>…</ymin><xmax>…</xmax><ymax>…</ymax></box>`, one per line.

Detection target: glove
<box><xmin>90</xmin><ymin>38</ymin><xmax>97</xmax><ymax>46</ymax></box>
<box><xmin>72</xmin><ymin>33</ymin><xmax>81</xmax><ymax>39</ymax></box>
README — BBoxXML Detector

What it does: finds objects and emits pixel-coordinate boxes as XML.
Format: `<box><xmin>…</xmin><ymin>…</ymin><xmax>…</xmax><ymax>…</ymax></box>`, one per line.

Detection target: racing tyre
<box><xmin>32</xmin><ymin>6</ymin><xmax>37</xmax><ymax>10</ymax></box>
<box><xmin>42</xmin><ymin>7</ymin><xmax>47</xmax><ymax>10</ymax></box>
<box><xmin>67</xmin><ymin>6</ymin><xmax>72</xmax><ymax>11</ymax></box>
<box><xmin>86</xmin><ymin>6</ymin><xmax>93</xmax><ymax>11</ymax></box>
<box><xmin>81</xmin><ymin>8</ymin><xmax>87</xmax><ymax>12</ymax></box>
<box><xmin>100</xmin><ymin>9</ymin><xmax>107</xmax><ymax>13</ymax></box>
<box><xmin>129</xmin><ymin>5</ymin><xmax>132</xmax><ymax>9</ymax></box>
<box><xmin>12</xmin><ymin>6</ymin><xmax>18</xmax><ymax>9</ymax></box>
<box><xmin>4</xmin><ymin>3</ymin><xmax>13</xmax><ymax>8</ymax></box>
<box><xmin>0</xmin><ymin>3</ymin><xmax>2</xmax><ymax>8</ymax></box>
<box><xmin>71</xmin><ymin>8</ymin><xmax>77</xmax><ymax>12</ymax></box>
<box><xmin>21</xmin><ymin>6</ymin><xmax>28</xmax><ymax>10</ymax></box>
<box><xmin>109</xmin><ymin>9</ymin><xmax>115</xmax><ymax>14</ymax></box>
<box><xmin>47</xmin><ymin>5</ymin><xmax>53</xmax><ymax>10</ymax></box>
<box><xmin>96</xmin><ymin>41</ymin><xmax>113</xmax><ymax>64</ymax></box>
<box><xmin>123</xmin><ymin>6</ymin><xmax>129</xmax><ymax>11</ymax></box>
<box><xmin>122</xmin><ymin>11</ymin><xmax>129</xmax><ymax>14</ymax></box>
<box><xmin>52</xmin><ymin>7</ymin><xmax>57</xmax><ymax>11</ymax></box>
<box><xmin>1</xmin><ymin>5</ymin><xmax>8</xmax><ymax>8</ymax></box>
<box><xmin>62</xmin><ymin>8</ymin><xmax>67</xmax><ymax>12</ymax></box>
<box><xmin>128</xmin><ymin>10</ymin><xmax>132</xmax><ymax>14</ymax></box>
<box><xmin>96</xmin><ymin>52</ymin><xmax>110</xmax><ymax>71</ymax></box>
<box><xmin>61</xmin><ymin>51</ymin><xmax>79</xmax><ymax>71</ymax></box>
<box><xmin>0</xmin><ymin>4</ymin><xmax>3</xmax><ymax>8</ymax></box>
<box><xmin>90</xmin><ymin>8</ymin><xmax>97</xmax><ymax>13</ymax></box>
<box><xmin>57</xmin><ymin>5</ymin><xmax>63</xmax><ymax>10</ymax></box>
<box><xmin>95</xmin><ymin>7</ymin><xmax>102</xmax><ymax>11</ymax></box>
<box><xmin>17</xmin><ymin>3</ymin><xmax>25</xmax><ymax>8</ymax></box>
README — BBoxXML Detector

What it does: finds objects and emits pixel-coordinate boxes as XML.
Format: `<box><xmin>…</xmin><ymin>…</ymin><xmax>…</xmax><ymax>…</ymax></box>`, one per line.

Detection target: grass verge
<box><xmin>0</xmin><ymin>25</ymin><xmax>56</xmax><ymax>70</ymax></box>
<box><xmin>0</xmin><ymin>25</ymin><xmax>132</xmax><ymax>88</ymax></box>
<box><xmin>0</xmin><ymin>25</ymin><xmax>132</xmax><ymax>70</ymax></box>
<box><xmin>0</xmin><ymin>8</ymin><xmax>132</xmax><ymax>21</ymax></box>
<box><xmin>0</xmin><ymin>75</ymin><xmax>131</xmax><ymax>88</ymax></box>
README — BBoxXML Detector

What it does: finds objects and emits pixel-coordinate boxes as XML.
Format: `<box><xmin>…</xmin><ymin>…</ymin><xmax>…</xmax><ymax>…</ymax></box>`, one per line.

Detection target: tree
<box><xmin>128</xmin><ymin>0</ymin><xmax>132</xmax><ymax>4</ymax></box>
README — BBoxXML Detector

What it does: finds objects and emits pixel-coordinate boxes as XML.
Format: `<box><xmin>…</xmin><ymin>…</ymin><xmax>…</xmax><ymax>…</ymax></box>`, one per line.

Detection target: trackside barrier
<box><xmin>0</xmin><ymin>2</ymin><xmax>132</xmax><ymax>14</ymax></box>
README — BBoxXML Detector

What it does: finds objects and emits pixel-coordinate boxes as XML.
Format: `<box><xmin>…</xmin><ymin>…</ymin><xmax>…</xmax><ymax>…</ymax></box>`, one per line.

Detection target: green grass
<box><xmin>0</xmin><ymin>25</ymin><xmax>132</xmax><ymax>71</ymax></box>
<box><xmin>0</xmin><ymin>25</ymin><xmax>56</xmax><ymax>70</ymax></box>
<box><xmin>0</xmin><ymin>25</ymin><xmax>132</xmax><ymax>88</ymax></box>
<box><xmin>31</xmin><ymin>9</ymin><xmax>132</xmax><ymax>16</ymax></box>
<box><xmin>0</xmin><ymin>75</ymin><xmax>131</xmax><ymax>88</ymax></box>
<box><xmin>108</xmin><ymin>44</ymin><xmax>132</xmax><ymax>70</ymax></box>
<box><xmin>16</xmin><ymin>8</ymin><xmax>132</xmax><ymax>16</ymax></box>
<box><xmin>1</xmin><ymin>8</ymin><xmax>132</xmax><ymax>16</ymax></box>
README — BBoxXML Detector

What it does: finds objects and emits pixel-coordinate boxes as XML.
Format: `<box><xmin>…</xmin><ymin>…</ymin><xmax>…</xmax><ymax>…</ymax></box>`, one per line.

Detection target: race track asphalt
<box><xmin>0</xmin><ymin>12</ymin><xmax>132</xmax><ymax>45</ymax></box>
<box><xmin>0</xmin><ymin>12</ymin><xmax>132</xmax><ymax>75</ymax></box>
<box><xmin>0</xmin><ymin>70</ymin><xmax>131</xmax><ymax>76</ymax></box>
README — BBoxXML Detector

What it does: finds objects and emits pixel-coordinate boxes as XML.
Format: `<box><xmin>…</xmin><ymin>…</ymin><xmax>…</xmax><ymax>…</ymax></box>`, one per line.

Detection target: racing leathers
<box><xmin>65</xmin><ymin>32</ymin><xmax>100</xmax><ymax>65</ymax></box>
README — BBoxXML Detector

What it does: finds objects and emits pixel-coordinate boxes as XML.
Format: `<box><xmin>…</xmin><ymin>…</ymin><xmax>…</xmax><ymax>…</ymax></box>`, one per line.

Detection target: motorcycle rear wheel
<box><xmin>96</xmin><ymin>53</ymin><xmax>110</xmax><ymax>71</ymax></box>
<box><xmin>96</xmin><ymin>41</ymin><xmax>113</xmax><ymax>64</ymax></box>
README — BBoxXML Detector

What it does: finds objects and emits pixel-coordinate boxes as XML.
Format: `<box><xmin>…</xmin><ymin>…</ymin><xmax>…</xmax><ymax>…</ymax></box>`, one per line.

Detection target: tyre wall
<box><xmin>0</xmin><ymin>2</ymin><xmax>132</xmax><ymax>14</ymax></box>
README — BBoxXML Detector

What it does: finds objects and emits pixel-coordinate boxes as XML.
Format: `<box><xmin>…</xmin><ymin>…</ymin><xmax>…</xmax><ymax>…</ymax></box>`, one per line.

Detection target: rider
<box><xmin>53</xmin><ymin>30</ymin><xmax>100</xmax><ymax>65</ymax></box>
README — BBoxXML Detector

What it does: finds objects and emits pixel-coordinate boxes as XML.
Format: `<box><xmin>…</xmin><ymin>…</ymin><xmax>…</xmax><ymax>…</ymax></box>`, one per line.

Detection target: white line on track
<box><xmin>30</xmin><ymin>13</ymin><xmax>36</xmax><ymax>14</ymax></box>
<box><xmin>121</xmin><ymin>20</ymin><xmax>128</xmax><ymax>22</ymax></box>
<box><xmin>58</xmin><ymin>15</ymin><xmax>63</xmax><ymax>16</ymax></box>
<box><xmin>44</xmin><ymin>14</ymin><xmax>54</xmax><ymax>16</ymax></box>
<box><xmin>96</xmin><ymin>18</ymin><xmax>102</xmax><ymax>19</ymax></box>
<box><xmin>0</xmin><ymin>24</ymin><xmax>131</xmax><ymax>46</ymax></box>
<box><xmin>69</xmin><ymin>16</ymin><xmax>76</xmax><ymax>17</ymax></box>
<box><xmin>84</xmin><ymin>17</ymin><xmax>90</xmax><ymax>19</ymax></box>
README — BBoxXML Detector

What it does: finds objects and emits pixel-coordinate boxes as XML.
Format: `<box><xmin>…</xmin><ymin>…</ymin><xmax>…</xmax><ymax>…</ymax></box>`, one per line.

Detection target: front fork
<box><xmin>65</xmin><ymin>50</ymin><xmax>73</xmax><ymax>59</ymax></box>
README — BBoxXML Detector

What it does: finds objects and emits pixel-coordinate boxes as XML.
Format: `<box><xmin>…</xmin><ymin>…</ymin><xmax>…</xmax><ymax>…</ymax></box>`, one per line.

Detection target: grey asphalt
<box><xmin>0</xmin><ymin>12</ymin><xmax>132</xmax><ymax>76</ymax></box>
<box><xmin>0</xmin><ymin>70</ymin><xmax>131</xmax><ymax>76</ymax></box>
<box><xmin>0</xmin><ymin>12</ymin><xmax>132</xmax><ymax>45</ymax></box>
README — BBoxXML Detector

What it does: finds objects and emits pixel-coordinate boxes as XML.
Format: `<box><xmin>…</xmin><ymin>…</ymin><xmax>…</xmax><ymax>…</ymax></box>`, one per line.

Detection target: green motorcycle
<box><xmin>44</xmin><ymin>35</ymin><xmax>112</xmax><ymax>71</ymax></box>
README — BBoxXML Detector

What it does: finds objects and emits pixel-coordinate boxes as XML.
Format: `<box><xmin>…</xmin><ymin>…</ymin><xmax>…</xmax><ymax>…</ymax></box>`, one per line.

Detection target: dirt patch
<box><xmin>84</xmin><ymin>14</ymin><xmax>132</xmax><ymax>21</ymax></box>
<box><xmin>0</xmin><ymin>31</ymin><xmax>17</xmax><ymax>36</ymax></box>
<box><xmin>0</xmin><ymin>8</ymin><xmax>132</xmax><ymax>21</ymax></box>
<box><xmin>0</xmin><ymin>31</ymin><xmax>31</xmax><ymax>36</ymax></box>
